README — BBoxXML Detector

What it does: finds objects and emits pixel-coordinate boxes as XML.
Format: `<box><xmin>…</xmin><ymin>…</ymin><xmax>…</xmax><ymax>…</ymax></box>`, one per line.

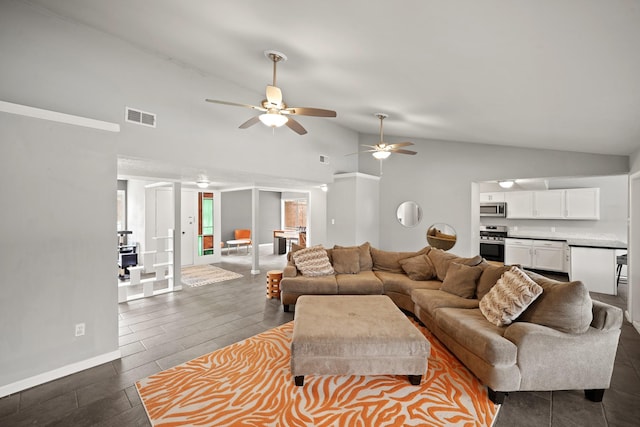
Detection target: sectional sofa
<box><xmin>280</xmin><ymin>243</ymin><xmax>623</xmax><ymax>404</ymax></box>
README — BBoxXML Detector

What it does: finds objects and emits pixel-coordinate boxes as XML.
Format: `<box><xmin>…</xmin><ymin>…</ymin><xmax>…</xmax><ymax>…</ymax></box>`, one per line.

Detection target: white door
<box><xmin>181</xmin><ymin>191</ymin><xmax>196</xmax><ymax>266</ymax></box>
<box><xmin>565</xmin><ymin>188</ymin><xmax>600</xmax><ymax>219</ymax></box>
<box><xmin>504</xmin><ymin>239</ymin><xmax>533</xmax><ymax>267</ymax></box>
<box><xmin>533</xmin><ymin>247</ymin><xmax>564</xmax><ymax>271</ymax></box>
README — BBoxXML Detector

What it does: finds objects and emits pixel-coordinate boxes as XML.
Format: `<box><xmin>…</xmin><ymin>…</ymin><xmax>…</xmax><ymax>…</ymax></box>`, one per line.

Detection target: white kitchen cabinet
<box><xmin>533</xmin><ymin>190</ymin><xmax>565</xmax><ymax>219</ymax></box>
<box><xmin>505</xmin><ymin>238</ymin><xmax>565</xmax><ymax>272</ymax></box>
<box><xmin>504</xmin><ymin>238</ymin><xmax>533</xmax><ymax>267</ymax></box>
<box><xmin>532</xmin><ymin>240</ymin><xmax>565</xmax><ymax>271</ymax></box>
<box><xmin>565</xmin><ymin>188</ymin><xmax>600</xmax><ymax>220</ymax></box>
<box><xmin>480</xmin><ymin>192</ymin><xmax>505</xmax><ymax>202</ymax></box>
<box><xmin>505</xmin><ymin>192</ymin><xmax>533</xmax><ymax>218</ymax></box>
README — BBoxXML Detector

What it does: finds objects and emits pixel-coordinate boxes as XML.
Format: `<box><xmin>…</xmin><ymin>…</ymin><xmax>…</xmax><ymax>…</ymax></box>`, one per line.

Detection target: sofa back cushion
<box><xmin>427</xmin><ymin>248</ymin><xmax>483</xmax><ymax>281</ymax></box>
<box><xmin>476</xmin><ymin>264</ymin><xmax>511</xmax><ymax>300</ymax></box>
<box><xmin>519</xmin><ymin>271</ymin><xmax>593</xmax><ymax>334</ymax></box>
<box><xmin>440</xmin><ymin>262</ymin><xmax>484</xmax><ymax>299</ymax></box>
<box><xmin>292</xmin><ymin>245</ymin><xmax>335</xmax><ymax>277</ymax></box>
<box><xmin>332</xmin><ymin>247</ymin><xmax>360</xmax><ymax>274</ymax></box>
<box><xmin>371</xmin><ymin>246</ymin><xmax>429</xmax><ymax>273</ymax></box>
<box><xmin>334</xmin><ymin>242</ymin><xmax>373</xmax><ymax>271</ymax></box>
<box><xmin>398</xmin><ymin>254</ymin><xmax>436</xmax><ymax>281</ymax></box>
<box><xmin>479</xmin><ymin>266</ymin><xmax>543</xmax><ymax>327</ymax></box>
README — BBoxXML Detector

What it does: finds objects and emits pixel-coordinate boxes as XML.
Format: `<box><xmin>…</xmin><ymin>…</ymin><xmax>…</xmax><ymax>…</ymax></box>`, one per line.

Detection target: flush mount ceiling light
<box><xmin>320</xmin><ymin>184</ymin><xmax>328</xmax><ymax>192</ymax></box>
<box><xmin>196</xmin><ymin>175</ymin><xmax>210</xmax><ymax>188</ymax></box>
<box><xmin>498</xmin><ymin>180</ymin><xmax>515</xmax><ymax>189</ymax></box>
<box><xmin>205</xmin><ymin>50</ymin><xmax>336</xmax><ymax>135</ymax></box>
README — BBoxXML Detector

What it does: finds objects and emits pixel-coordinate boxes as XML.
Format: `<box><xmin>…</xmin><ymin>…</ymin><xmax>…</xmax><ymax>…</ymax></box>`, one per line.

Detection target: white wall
<box><xmin>0</xmin><ymin>113</ymin><xmax>119</xmax><ymax>394</ymax></box>
<box><xmin>359</xmin><ymin>134</ymin><xmax>629</xmax><ymax>256</ymax></box>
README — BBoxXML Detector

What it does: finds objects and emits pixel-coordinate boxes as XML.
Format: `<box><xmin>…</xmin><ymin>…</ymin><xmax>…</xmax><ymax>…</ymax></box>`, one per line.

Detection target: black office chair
<box><xmin>616</xmin><ymin>253</ymin><xmax>627</xmax><ymax>287</ymax></box>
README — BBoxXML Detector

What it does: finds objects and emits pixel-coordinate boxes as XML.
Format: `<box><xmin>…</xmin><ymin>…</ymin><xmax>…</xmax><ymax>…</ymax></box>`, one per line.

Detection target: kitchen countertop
<box><xmin>507</xmin><ymin>234</ymin><xmax>627</xmax><ymax>250</ymax></box>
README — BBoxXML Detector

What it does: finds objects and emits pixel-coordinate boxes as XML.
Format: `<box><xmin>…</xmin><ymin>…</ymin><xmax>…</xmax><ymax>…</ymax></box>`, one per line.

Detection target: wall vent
<box><xmin>319</xmin><ymin>155</ymin><xmax>330</xmax><ymax>164</ymax></box>
<box><xmin>125</xmin><ymin>107</ymin><xmax>156</xmax><ymax>128</ymax></box>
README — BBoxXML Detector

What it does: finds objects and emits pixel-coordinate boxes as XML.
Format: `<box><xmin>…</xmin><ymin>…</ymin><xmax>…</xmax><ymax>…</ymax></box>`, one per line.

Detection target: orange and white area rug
<box><xmin>137</xmin><ymin>320</ymin><xmax>500</xmax><ymax>426</ymax></box>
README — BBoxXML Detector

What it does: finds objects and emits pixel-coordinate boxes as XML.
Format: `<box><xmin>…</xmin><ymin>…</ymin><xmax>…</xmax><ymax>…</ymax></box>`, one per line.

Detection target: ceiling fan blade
<box><xmin>205</xmin><ymin>99</ymin><xmax>266</xmax><ymax>111</ymax></box>
<box><xmin>388</xmin><ymin>141</ymin><xmax>414</xmax><ymax>148</ymax></box>
<box><xmin>390</xmin><ymin>149</ymin><xmax>417</xmax><ymax>155</ymax></box>
<box><xmin>238</xmin><ymin>116</ymin><xmax>261</xmax><ymax>129</ymax></box>
<box><xmin>283</xmin><ymin>107</ymin><xmax>337</xmax><ymax>117</ymax></box>
<box><xmin>265</xmin><ymin>85</ymin><xmax>282</xmax><ymax>107</ymax></box>
<box><xmin>284</xmin><ymin>117</ymin><xmax>307</xmax><ymax>135</ymax></box>
<box><xmin>361</xmin><ymin>144</ymin><xmax>380</xmax><ymax>149</ymax></box>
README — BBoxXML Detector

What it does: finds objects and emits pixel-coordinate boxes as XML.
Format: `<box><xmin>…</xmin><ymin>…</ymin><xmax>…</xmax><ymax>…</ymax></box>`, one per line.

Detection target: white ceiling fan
<box><xmin>352</xmin><ymin>113</ymin><xmax>417</xmax><ymax>159</ymax></box>
<box><xmin>205</xmin><ymin>50</ymin><xmax>337</xmax><ymax>135</ymax></box>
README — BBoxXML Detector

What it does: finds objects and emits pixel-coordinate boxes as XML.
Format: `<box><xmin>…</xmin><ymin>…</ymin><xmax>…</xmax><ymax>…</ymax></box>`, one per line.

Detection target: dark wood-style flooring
<box><xmin>1</xmin><ymin>246</ymin><xmax>639</xmax><ymax>426</ymax></box>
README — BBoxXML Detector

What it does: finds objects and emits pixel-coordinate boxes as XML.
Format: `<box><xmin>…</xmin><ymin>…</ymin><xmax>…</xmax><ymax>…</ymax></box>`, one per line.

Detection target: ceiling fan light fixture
<box><xmin>498</xmin><ymin>180</ymin><xmax>515</xmax><ymax>189</ymax></box>
<box><xmin>373</xmin><ymin>151</ymin><xmax>391</xmax><ymax>160</ymax></box>
<box><xmin>259</xmin><ymin>112</ymin><xmax>288</xmax><ymax>127</ymax></box>
<box><xmin>196</xmin><ymin>175</ymin><xmax>210</xmax><ymax>188</ymax></box>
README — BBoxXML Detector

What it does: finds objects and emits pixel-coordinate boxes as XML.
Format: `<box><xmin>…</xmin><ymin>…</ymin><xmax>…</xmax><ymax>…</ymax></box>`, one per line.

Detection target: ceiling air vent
<box><xmin>319</xmin><ymin>155</ymin><xmax>330</xmax><ymax>164</ymax></box>
<box><xmin>125</xmin><ymin>107</ymin><xmax>156</xmax><ymax>128</ymax></box>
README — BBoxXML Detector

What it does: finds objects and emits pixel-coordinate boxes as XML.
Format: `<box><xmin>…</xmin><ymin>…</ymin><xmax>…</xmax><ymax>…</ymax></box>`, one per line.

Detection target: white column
<box><xmin>251</xmin><ymin>188</ymin><xmax>260</xmax><ymax>275</ymax></box>
<box><xmin>173</xmin><ymin>182</ymin><xmax>182</xmax><ymax>290</ymax></box>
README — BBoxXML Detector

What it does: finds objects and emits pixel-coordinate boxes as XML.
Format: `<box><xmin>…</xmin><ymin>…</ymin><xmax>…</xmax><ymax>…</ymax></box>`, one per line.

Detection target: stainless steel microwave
<box><xmin>480</xmin><ymin>202</ymin><xmax>507</xmax><ymax>217</ymax></box>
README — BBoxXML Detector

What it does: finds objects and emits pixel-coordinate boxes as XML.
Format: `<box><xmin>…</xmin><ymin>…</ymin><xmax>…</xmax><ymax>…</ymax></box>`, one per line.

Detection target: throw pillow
<box><xmin>476</xmin><ymin>264</ymin><xmax>511</xmax><ymax>300</ymax></box>
<box><xmin>427</xmin><ymin>248</ymin><xmax>483</xmax><ymax>281</ymax></box>
<box><xmin>371</xmin><ymin>247</ymin><xmax>429</xmax><ymax>273</ymax></box>
<box><xmin>479</xmin><ymin>266</ymin><xmax>543</xmax><ymax>327</ymax></box>
<box><xmin>440</xmin><ymin>262</ymin><xmax>484</xmax><ymax>299</ymax></box>
<box><xmin>334</xmin><ymin>242</ymin><xmax>373</xmax><ymax>271</ymax></box>
<box><xmin>287</xmin><ymin>242</ymin><xmax>305</xmax><ymax>262</ymax></box>
<box><xmin>332</xmin><ymin>247</ymin><xmax>360</xmax><ymax>274</ymax></box>
<box><xmin>518</xmin><ymin>270</ymin><xmax>593</xmax><ymax>334</ymax></box>
<box><xmin>292</xmin><ymin>245</ymin><xmax>334</xmax><ymax>277</ymax></box>
<box><xmin>399</xmin><ymin>254</ymin><xmax>436</xmax><ymax>281</ymax></box>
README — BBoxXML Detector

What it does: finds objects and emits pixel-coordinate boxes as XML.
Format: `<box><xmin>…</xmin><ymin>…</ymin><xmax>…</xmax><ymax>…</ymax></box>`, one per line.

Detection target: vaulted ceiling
<box><xmin>29</xmin><ymin>0</ymin><xmax>640</xmax><ymax>156</ymax></box>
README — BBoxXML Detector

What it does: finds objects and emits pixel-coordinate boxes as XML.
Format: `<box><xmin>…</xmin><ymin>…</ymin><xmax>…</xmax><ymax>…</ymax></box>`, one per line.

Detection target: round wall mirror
<box><xmin>396</xmin><ymin>201</ymin><xmax>422</xmax><ymax>227</ymax></box>
<box><xmin>426</xmin><ymin>223</ymin><xmax>457</xmax><ymax>251</ymax></box>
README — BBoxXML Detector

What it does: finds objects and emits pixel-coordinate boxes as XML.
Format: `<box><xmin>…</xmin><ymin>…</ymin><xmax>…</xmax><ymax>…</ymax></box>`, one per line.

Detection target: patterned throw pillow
<box><xmin>479</xmin><ymin>266</ymin><xmax>543</xmax><ymax>327</ymax></box>
<box><xmin>292</xmin><ymin>245</ymin><xmax>334</xmax><ymax>277</ymax></box>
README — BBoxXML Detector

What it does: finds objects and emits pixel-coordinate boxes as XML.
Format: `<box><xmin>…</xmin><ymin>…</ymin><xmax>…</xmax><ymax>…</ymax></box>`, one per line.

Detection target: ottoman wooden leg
<box><xmin>294</xmin><ymin>376</ymin><xmax>304</xmax><ymax>386</ymax></box>
<box><xmin>408</xmin><ymin>375</ymin><xmax>422</xmax><ymax>385</ymax></box>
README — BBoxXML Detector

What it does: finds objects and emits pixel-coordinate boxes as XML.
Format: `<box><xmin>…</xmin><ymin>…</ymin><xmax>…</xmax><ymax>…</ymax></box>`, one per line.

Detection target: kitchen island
<box><xmin>507</xmin><ymin>234</ymin><xmax>626</xmax><ymax>296</ymax></box>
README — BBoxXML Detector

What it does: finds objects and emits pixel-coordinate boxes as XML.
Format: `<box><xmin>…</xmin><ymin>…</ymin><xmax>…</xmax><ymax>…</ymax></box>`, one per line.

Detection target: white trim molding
<box><xmin>0</xmin><ymin>350</ymin><xmax>121</xmax><ymax>398</ymax></box>
<box><xmin>0</xmin><ymin>100</ymin><xmax>120</xmax><ymax>132</ymax></box>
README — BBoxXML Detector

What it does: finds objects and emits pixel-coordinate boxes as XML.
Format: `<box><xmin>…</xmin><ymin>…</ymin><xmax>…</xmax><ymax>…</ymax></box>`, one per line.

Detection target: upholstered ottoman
<box><xmin>291</xmin><ymin>295</ymin><xmax>430</xmax><ymax>386</ymax></box>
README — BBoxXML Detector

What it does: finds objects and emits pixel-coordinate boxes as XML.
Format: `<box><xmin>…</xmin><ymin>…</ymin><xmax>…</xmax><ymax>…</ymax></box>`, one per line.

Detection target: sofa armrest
<box><xmin>283</xmin><ymin>264</ymin><xmax>298</xmax><ymax>278</ymax></box>
<box><xmin>504</xmin><ymin>321</ymin><xmax>620</xmax><ymax>390</ymax></box>
<box><xmin>591</xmin><ymin>300</ymin><xmax>623</xmax><ymax>331</ymax></box>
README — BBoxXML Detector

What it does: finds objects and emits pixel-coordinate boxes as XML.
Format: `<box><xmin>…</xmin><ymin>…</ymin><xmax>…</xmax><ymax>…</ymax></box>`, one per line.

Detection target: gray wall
<box><xmin>358</xmin><ymin>133</ymin><xmax>629</xmax><ymax>256</ymax></box>
<box><xmin>221</xmin><ymin>190</ymin><xmax>281</xmax><ymax>245</ymax></box>
<box><xmin>0</xmin><ymin>113</ymin><xmax>119</xmax><ymax>390</ymax></box>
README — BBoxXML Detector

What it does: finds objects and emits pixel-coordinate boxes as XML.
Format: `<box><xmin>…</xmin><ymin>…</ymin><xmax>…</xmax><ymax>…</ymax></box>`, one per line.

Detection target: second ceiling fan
<box><xmin>206</xmin><ymin>50</ymin><xmax>337</xmax><ymax>135</ymax></box>
<box><xmin>360</xmin><ymin>113</ymin><xmax>417</xmax><ymax>159</ymax></box>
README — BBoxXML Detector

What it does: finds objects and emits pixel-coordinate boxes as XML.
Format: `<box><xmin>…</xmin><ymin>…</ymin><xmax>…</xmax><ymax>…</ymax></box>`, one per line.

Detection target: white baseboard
<box><xmin>0</xmin><ymin>349</ymin><xmax>121</xmax><ymax>398</ymax></box>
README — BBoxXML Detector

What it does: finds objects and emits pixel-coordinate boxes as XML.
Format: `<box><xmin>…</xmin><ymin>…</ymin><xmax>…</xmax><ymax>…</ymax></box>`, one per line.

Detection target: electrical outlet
<box><xmin>75</xmin><ymin>323</ymin><xmax>85</xmax><ymax>337</ymax></box>
<box><xmin>551</xmin><ymin>227</ymin><xmax>556</xmax><ymax>233</ymax></box>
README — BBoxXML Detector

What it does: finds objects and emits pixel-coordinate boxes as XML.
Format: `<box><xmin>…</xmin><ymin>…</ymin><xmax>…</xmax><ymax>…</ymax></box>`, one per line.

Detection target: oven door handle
<box><xmin>480</xmin><ymin>240</ymin><xmax>505</xmax><ymax>245</ymax></box>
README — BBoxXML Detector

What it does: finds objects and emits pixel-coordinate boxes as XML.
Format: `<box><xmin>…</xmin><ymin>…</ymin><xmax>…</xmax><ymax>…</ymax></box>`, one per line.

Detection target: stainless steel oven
<box><xmin>479</xmin><ymin>225</ymin><xmax>507</xmax><ymax>262</ymax></box>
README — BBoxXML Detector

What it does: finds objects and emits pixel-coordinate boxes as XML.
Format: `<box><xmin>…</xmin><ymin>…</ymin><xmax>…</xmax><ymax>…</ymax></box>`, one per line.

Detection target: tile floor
<box><xmin>0</xmin><ymin>246</ymin><xmax>638</xmax><ymax>426</ymax></box>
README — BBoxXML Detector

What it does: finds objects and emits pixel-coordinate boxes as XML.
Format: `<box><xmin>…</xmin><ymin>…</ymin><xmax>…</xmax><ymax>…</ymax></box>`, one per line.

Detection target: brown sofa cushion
<box><xmin>292</xmin><ymin>245</ymin><xmax>334</xmax><ymax>277</ymax></box>
<box><xmin>427</xmin><ymin>248</ymin><xmax>483</xmax><ymax>281</ymax></box>
<box><xmin>334</xmin><ymin>242</ymin><xmax>373</xmax><ymax>271</ymax></box>
<box><xmin>519</xmin><ymin>271</ymin><xmax>593</xmax><ymax>334</ymax></box>
<box><xmin>332</xmin><ymin>247</ymin><xmax>360</xmax><ymax>274</ymax></box>
<box><xmin>398</xmin><ymin>254</ymin><xmax>436</xmax><ymax>281</ymax></box>
<box><xmin>371</xmin><ymin>246</ymin><xmax>429</xmax><ymax>273</ymax></box>
<box><xmin>440</xmin><ymin>262</ymin><xmax>483</xmax><ymax>299</ymax></box>
<box><xmin>479</xmin><ymin>266</ymin><xmax>543</xmax><ymax>327</ymax></box>
<box><xmin>476</xmin><ymin>264</ymin><xmax>511</xmax><ymax>300</ymax></box>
